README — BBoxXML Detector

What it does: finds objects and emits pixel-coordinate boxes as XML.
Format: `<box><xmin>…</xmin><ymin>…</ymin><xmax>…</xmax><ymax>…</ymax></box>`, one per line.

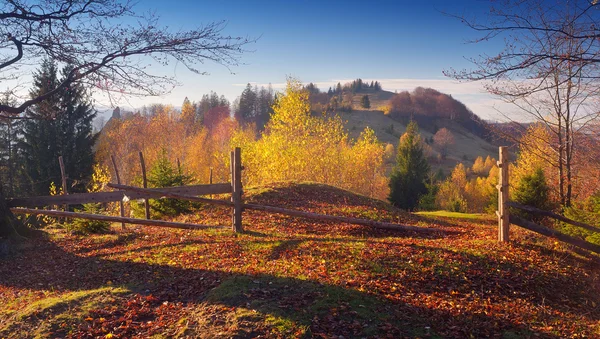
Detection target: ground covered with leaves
<box><xmin>1</xmin><ymin>183</ymin><xmax>599</xmax><ymax>338</ymax></box>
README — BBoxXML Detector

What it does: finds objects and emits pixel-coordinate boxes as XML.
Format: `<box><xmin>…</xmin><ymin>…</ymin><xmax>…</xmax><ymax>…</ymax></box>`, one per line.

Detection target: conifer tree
<box><xmin>388</xmin><ymin>120</ymin><xmax>430</xmax><ymax>210</ymax></box>
<box><xmin>20</xmin><ymin>59</ymin><xmax>97</xmax><ymax>195</ymax></box>
<box><xmin>513</xmin><ymin>167</ymin><xmax>551</xmax><ymax>221</ymax></box>
<box><xmin>0</xmin><ymin>92</ymin><xmax>23</xmax><ymax>197</ymax></box>
<box><xmin>361</xmin><ymin>95</ymin><xmax>371</xmax><ymax>109</ymax></box>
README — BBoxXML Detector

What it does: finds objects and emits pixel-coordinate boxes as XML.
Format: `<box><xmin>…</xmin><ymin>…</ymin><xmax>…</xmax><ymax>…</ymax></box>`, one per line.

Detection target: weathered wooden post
<box><xmin>58</xmin><ymin>155</ymin><xmax>68</xmax><ymax>199</ymax></box>
<box><xmin>111</xmin><ymin>155</ymin><xmax>126</xmax><ymax>230</ymax></box>
<box><xmin>209</xmin><ymin>167</ymin><xmax>213</xmax><ymax>199</ymax></box>
<box><xmin>58</xmin><ymin>156</ymin><xmax>68</xmax><ymax>223</ymax></box>
<box><xmin>139</xmin><ymin>151</ymin><xmax>150</xmax><ymax>220</ymax></box>
<box><xmin>497</xmin><ymin>146</ymin><xmax>510</xmax><ymax>242</ymax></box>
<box><xmin>230</xmin><ymin>148</ymin><xmax>243</xmax><ymax>232</ymax></box>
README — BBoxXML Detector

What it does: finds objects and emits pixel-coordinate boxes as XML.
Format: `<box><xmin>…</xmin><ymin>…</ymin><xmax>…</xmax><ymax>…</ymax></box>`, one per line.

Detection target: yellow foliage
<box><xmin>96</xmin><ymin>78</ymin><xmax>388</xmax><ymax>200</ymax></box>
<box><xmin>511</xmin><ymin>124</ymin><xmax>558</xmax><ymax>202</ymax></box>
<box><xmin>89</xmin><ymin>164</ymin><xmax>111</xmax><ymax>193</ymax></box>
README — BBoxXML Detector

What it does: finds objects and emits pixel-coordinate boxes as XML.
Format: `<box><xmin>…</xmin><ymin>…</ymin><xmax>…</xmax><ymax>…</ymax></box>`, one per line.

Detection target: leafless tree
<box><xmin>0</xmin><ymin>0</ymin><xmax>254</xmax><ymax>117</ymax></box>
<box><xmin>0</xmin><ymin>0</ymin><xmax>254</xmax><ymax>238</ymax></box>
<box><xmin>446</xmin><ymin>0</ymin><xmax>600</xmax><ymax>207</ymax></box>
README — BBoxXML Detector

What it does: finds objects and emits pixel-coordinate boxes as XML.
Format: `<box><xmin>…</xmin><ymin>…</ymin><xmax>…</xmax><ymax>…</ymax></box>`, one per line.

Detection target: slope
<box><xmin>1</xmin><ymin>182</ymin><xmax>599</xmax><ymax>338</ymax></box>
<box><xmin>339</xmin><ymin>89</ymin><xmax>498</xmax><ymax>174</ymax></box>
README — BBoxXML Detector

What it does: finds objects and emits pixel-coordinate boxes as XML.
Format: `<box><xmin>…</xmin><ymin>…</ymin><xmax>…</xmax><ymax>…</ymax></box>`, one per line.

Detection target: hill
<box><xmin>1</xmin><ymin>183</ymin><xmax>599</xmax><ymax>338</ymax></box>
<box><xmin>329</xmin><ymin>87</ymin><xmax>499</xmax><ymax>174</ymax></box>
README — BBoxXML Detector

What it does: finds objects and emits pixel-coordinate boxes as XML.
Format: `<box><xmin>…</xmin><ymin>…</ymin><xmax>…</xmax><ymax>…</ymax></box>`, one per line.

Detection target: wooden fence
<box><xmin>496</xmin><ymin>147</ymin><xmax>600</xmax><ymax>254</ymax></box>
<box><xmin>9</xmin><ymin>148</ymin><xmax>437</xmax><ymax>234</ymax></box>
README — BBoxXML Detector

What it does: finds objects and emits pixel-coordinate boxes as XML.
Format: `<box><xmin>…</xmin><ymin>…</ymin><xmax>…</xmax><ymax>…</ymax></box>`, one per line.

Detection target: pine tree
<box><xmin>513</xmin><ymin>167</ymin><xmax>551</xmax><ymax>221</ymax></box>
<box><xmin>0</xmin><ymin>92</ymin><xmax>23</xmax><ymax>197</ymax></box>
<box><xmin>361</xmin><ymin>95</ymin><xmax>371</xmax><ymax>109</ymax></box>
<box><xmin>20</xmin><ymin>59</ymin><xmax>97</xmax><ymax>196</ymax></box>
<box><xmin>388</xmin><ymin>121</ymin><xmax>430</xmax><ymax>210</ymax></box>
<box><xmin>133</xmin><ymin>149</ymin><xmax>195</xmax><ymax>218</ymax></box>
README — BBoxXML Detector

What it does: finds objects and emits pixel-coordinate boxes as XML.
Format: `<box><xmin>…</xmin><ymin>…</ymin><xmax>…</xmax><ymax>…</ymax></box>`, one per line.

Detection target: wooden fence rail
<box><xmin>10</xmin><ymin>148</ymin><xmax>438</xmax><ymax>235</ymax></box>
<box><xmin>506</xmin><ymin>201</ymin><xmax>600</xmax><ymax>233</ymax></box>
<box><xmin>10</xmin><ymin>208</ymin><xmax>225</xmax><ymax>231</ymax></box>
<box><xmin>497</xmin><ymin>147</ymin><xmax>600</xmax><ymax>255</ymax></box>
<box><xmin>7</xmin><ymin>183</ymin><xmax>232</xmax><ymax>208</ymax></box>
<box><xmin>107</xmin><ymin>183</ymin><xmax>440</xmax><ymax>233</ymax></box>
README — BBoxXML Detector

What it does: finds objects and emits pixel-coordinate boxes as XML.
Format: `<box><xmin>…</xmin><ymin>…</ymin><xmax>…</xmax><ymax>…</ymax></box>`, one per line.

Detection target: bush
<box><xmin>68</xmin><ymin>203</ymin><xmax>110</xmax><ymax>234</ymax></box>
<box><xmin>560</xmin><ymin>192</ymin><xmax>600</xmax><ymax>246</ymax></box>
<box><xmin>447</xmin><ymin>197</ymin><xmax>468</xmax><ymax>213</ymax></box>
<box><xmin>418</xmin><ymin>183</ymin><xmax>438</xmax><ymax>211</ymax></box>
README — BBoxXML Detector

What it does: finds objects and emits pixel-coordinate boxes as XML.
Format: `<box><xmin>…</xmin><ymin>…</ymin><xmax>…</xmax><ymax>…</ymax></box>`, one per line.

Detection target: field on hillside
<box><xmin>2</xmin><ymin>183</ymin><xmax>600</xmax><ymax>338</ymax></box>
<box><xmin>340</xmin><ymin>90</ymin><xmax>498</xmax><ymax>174</ymax></box>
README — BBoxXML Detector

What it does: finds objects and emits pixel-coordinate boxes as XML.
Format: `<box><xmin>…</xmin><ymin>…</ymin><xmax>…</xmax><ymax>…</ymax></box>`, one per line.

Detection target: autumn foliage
<box><xmin>96</xmin><ymin>79</ymin><xmax>388</xmax><ymax>200</ymax></box>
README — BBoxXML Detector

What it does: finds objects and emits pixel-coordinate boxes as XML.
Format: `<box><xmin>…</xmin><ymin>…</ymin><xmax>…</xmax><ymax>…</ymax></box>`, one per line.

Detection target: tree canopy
<box><xmin>0</xmin><ymin>0</ymin><xmax>254</xmax><ymax>117</ymax></box>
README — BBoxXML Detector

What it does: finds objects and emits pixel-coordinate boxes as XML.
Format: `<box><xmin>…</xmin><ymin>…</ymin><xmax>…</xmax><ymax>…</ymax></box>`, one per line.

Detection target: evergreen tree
<box><xmin>388</xmin><ymin>121</ymin><xmax>430</xmax><ymax>210</ymax></box>
<box><xmin>0</xmin><ymin>92</ymin><xmax>23</xmax><ymax>197</ymax></box>
<box><xmin>361</xmin><ymin>95</ymin><xmax>371</xmax><ymax>109</ymax></box>
<box><xmin>237</xmin><ymin>83</ymin><xmax>257</xmax><ymax>124</ymax></box>
<box><xmin>132</xmin><ymin>149</ymin><xmax>195</xmax><ymax>218</ymax></box>
<box><xmin>513</xmin><ymin>167</ymin><xmax>551</xmax><ymax>221</ymax></box>
<box><xmin>20</xmin><ymin>59</ymin><xmax>97</xmax><ymax>196</ymax></box>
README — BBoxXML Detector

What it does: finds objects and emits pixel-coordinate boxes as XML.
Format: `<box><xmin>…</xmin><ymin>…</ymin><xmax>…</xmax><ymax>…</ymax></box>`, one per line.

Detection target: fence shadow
<box><xmin>1</xmin><ymin>232</ymin><xmax>593</xmax><ymax>338</ymax></box>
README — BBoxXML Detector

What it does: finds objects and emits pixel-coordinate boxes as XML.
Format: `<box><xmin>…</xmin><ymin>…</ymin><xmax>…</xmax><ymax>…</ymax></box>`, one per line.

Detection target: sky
<box><xmin>90</xmin><ymin>0</ymin><xmax>515</xmax><ymax>121</ymax></box>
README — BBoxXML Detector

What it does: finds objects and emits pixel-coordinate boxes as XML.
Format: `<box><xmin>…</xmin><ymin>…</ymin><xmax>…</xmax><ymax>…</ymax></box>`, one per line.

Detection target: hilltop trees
<box><xmin>234</xmin><ymin>84</ymin><xmax>275</xmax><ymax>130</ymax></box>
<box><xmin>388</xmin><ymin>121</ymin><xmax>430</xmax><ymax>210</ymax></box>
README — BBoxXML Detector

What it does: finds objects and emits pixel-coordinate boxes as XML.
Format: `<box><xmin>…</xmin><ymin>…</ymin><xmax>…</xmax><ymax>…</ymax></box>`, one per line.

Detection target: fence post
<box><xmin>209</xmin><ymin>167</ymin><xmax>213</xmax><ymax>199</ymax></box>
<box><xmin>230</xmin><ymin>148</ymin><xmax>243</xmax><ymax>232</ymax></box>
<box><xmin>111</xmin><ymin>155</ymin><xmax>126</xmax><ymax>230</ymax></box>
<box><xmin>497</xmin><ymin>146</ymin><xmax>510</xmax><ymax>242</ymax></box>
<box><xmin>139</xmin><ymin>151</ymin><xmax>150</xmax><ymax>220</ymax></box>
<box><xmin>58</xmin><ymin>156</ymin><xmax>68</xmax><ymax>211</ymax></box>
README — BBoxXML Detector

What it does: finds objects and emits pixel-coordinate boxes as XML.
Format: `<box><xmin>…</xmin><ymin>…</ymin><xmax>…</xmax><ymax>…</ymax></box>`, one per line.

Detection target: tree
<box><xmin>433</xmin><ymin>128</ymin><xmax>455</xmax><ymax>159</ymax></box>
<box><xmin>0</xmin><ymin>0</ymin><xmax>253</xmax><ymax>236</ymax></box>
<box><xmin>448</xmin><ymin>0</ymin><xmax>600</xmax><ymax>207</ymax></box>
<box><xmin>0</xmin><ymin>92</ymin><xmax>22</xmax><ymax>197</ymax></box>
<box><xmin>132</xmin><ymin>150</ymin><xmax>195</xmax><ymax>218</ymax></box>
<box><xmin>361</xmin><ymin>95</ymin><xmax>371</xmax><ymax>109</ymax></box>
<box><xmin>513</xmin><ymin>167</ymin><xmax>551</xmax><ymax>222</ymax></box>
<box><xmin>0</xmin><ymin>1</ymin><xmax>253</xmax><ymax>117</ymax></box>
<box><xmin>180</xmin><ymin>97</ymin><xmax>196</xmax><ymax>135</ymax></box>
<box><xmin>388</xmin><ymin>121</ymin><xmax>430</xmax><ymax>210</ymax></box>
<box><xmin>20</xmin><ymin>59</ymin><xmax>97</xmax><ymax>196</ymax></box>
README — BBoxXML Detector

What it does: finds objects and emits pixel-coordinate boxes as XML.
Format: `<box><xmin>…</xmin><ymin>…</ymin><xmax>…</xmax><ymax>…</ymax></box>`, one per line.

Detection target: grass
<box><xmin>1</xmin><ymin>182</ymin><xmax>599</xmax><ymax>338</ymax></box>
<box><xmin>415</xmin><ymin>210</ymin><xmax>493</xmax><ymax>220</ymax></box>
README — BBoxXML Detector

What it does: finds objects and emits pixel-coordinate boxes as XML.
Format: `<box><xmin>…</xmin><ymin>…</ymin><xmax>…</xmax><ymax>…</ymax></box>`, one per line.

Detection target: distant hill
<box><xmin>306</xmin><ymin>80</ymin><xmax>500</xmax><ymax>175</ymax></box>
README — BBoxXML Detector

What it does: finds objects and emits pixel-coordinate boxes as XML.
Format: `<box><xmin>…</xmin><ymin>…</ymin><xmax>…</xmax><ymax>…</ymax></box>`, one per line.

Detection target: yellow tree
<box><xmin>180</xmin><ymin>97</ymin><xmax>196</xmax><ymax>136</ymax></box>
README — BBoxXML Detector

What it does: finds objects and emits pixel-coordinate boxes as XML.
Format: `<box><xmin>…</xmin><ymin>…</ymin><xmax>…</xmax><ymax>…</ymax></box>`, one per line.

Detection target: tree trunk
<box><xmin>0</xmin><ymin>184</ymin><xmax>24</xmax><ymax>239</ymax></box>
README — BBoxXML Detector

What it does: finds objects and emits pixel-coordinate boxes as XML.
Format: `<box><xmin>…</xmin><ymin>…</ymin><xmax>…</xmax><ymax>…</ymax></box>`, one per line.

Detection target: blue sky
<box><xmin>98</xmin><ymin>0</ymin><xmax>511</xmax><ymax>120</ymax></box>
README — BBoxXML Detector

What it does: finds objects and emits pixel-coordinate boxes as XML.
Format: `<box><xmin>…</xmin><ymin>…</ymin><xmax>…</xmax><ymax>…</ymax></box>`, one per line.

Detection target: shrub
<box><xmin>132</xmin><ymin>149</ymin><xmax>197</xmax><ymax>218</ymax></box>
<box><xmin>68</xmin><ymin>203</ymin><xmax>110</xmax><ymax>234</ymax></box>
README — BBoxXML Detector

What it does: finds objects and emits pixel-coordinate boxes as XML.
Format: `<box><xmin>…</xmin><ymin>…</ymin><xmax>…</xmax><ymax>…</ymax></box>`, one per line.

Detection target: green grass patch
<box><xmin>17</xmin><ymin>286</ymin><xmax>130</xmax><ymax>320</ymax></box>
<box><xmin>415</xmin><ymin>210</ymin><xmax>492</xmax><ymax>220</ymax></box>
<box><xmin>204</xmin><ymin>275</ymin><xmax>428</xmax><ymax>337</ymax></box>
